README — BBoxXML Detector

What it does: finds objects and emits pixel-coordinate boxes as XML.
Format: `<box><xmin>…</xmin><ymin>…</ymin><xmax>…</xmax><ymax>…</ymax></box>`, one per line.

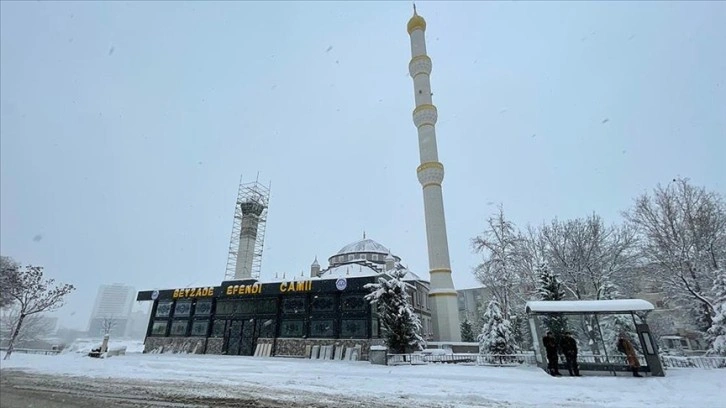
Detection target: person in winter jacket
<box><xmin>542</xmin><ymin>331</ymin><xmax>561</xmax><ymax>376</ymax></box>
<box><xmin>617</xmin><ymin>333</ymin><xmax>642</xmax><ymax>377</ymax></box>
<box><xmin>560</xmin><ymin>331</ymin><xmax>580</xmax><ymax>376</ymax></box>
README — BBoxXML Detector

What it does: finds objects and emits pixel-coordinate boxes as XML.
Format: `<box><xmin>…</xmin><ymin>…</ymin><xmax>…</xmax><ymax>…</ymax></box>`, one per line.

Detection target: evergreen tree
<box><xmin>460</xmin><ymin>318</ymin><xmax>475</xmax><ymax>342</ymax></box>
<box><xmin>477</xmin><ymin>299</ymin><xmax>517</xmax><ymax>358</ymax></box>
<box><xmin>537</xmin><ymin>263</ymin><xmax>569</xmax><ymax>337</ymax></box>
<box><xmin>364</xmin><ymin>269</ymin><xmax>424</xmax><ymax>354</ymax></box>
<box><xmin>707</xmin><ymin>269</ymin><xmax>726</xmax><ymax>355</ymax></box>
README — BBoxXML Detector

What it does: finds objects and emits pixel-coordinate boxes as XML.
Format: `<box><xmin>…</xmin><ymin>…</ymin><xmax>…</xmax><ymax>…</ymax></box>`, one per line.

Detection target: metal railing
<box><xmin>476</xmin><ymin>353</ymin><xmax>537</xmax><ymax>366</ymax></box>
<box><xmin>661</xmin><ymin>355</ymin><xmax>726</xmax><ymax>369</ymax></box>
<box><xmin>0</xmin><ymin>347</ymin><xmax>61</xmax><ymax>355</ymax></box>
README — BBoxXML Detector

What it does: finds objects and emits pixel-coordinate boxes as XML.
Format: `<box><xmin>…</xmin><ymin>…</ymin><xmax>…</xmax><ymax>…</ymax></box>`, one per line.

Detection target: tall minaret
<box><xmin>407</xmin><ymin>5</ymin><xmax>461</xmax><ymax>342</ymax></box>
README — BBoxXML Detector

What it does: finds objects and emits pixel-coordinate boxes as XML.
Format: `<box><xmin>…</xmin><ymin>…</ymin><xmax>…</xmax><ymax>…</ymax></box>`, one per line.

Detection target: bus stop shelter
<box><xmin>526</xmin><ymin>299</ymin><xmax>665</xmax><ymax>377</ymax></box>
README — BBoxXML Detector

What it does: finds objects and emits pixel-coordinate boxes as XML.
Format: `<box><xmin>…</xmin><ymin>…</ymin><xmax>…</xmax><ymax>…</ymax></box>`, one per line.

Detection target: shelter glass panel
<box><xmin>257</xmin><ymin>318</ymin><xmax>276</xmax><ymax>338</ymax></box>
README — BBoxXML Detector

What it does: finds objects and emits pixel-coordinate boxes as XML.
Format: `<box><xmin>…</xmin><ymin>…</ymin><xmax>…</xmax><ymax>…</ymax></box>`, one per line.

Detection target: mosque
<box><xmin>136</xmin><ymin>6</ymin><xmax>462</xmax><ymax>358</ymax></box>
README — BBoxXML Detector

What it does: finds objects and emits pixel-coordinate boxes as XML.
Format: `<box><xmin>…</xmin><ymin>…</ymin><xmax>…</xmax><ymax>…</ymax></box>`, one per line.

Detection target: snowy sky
<box><xmin>1</xmin><ymin>1</ymin><xmax>725</xmax><ymax>330</ymax></box>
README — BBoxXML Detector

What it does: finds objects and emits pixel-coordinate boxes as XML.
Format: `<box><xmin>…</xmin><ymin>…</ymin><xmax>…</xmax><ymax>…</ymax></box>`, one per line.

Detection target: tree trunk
<box><xmin>3</xmin><ymin>313</ymin><xmax>25</xmax><ymax>360</ymax></box>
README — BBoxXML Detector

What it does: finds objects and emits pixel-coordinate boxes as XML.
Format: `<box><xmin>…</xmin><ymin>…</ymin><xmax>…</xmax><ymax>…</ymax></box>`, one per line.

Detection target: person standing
<box><xmin>542</xmin><ymin>331</ymin><xmax>561</xmax><ymax>376</ymax></box>
<box><xmin>617</xmin><ymin>333</ymin><xmax>642</xmax><ymax>377</ymax></box>
<box><xmin>561</xmin><ymin>331</ymin><xmax>580</xmax><ymax>376</ymax></box>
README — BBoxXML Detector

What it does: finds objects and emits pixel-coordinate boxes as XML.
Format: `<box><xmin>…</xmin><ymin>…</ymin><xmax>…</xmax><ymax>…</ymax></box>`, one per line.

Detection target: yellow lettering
<box><xmin>173</xmin><ymin>289</ymin><xmax>179</xmax><ymax>298</ymax></box>
<box><xmin>208</xmin><ymin>287</ymin><xmax>214</xmax><ymax>296</ymax></box>
<box><xmin>280</xmin><ymin>282</ymin><xmax>287</xmax><ymax>292</ymax></box>
<box><xmin>308</xmin><ymin>280</ymin><xmax>312</xmax><ymax>291</ymax></box>
<box><xmin>226</xmin><ymin>286</ymin><xmax>232</xmax><ymax>295</ymax></box>
<box><xmin>296</xmin><ymin>281</ymin><xmax>306</xmax><ymax>291</ymax></box>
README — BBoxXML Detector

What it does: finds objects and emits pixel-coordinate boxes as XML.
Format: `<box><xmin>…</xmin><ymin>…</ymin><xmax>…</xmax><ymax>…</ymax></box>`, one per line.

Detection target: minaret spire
<box><xmin>406</xmin><ymin>7</ymin><xmax>461</xmax><ymax>342</ymax></box>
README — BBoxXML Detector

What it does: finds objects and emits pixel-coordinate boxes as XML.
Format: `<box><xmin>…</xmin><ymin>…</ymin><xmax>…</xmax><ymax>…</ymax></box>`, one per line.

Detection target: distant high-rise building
<box><xmin>88</xmin><ymin>284</ymin><xmax>135</xmax><ymax>337</ymax></box>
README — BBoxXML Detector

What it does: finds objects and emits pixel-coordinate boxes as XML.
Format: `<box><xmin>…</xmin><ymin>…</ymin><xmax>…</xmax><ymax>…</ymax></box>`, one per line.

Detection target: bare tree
<box><xmin>101</xmin><ymin>316</ymin><xmax>117</xmax><ymax>336</ymax></box>
<box><xmin>0</xmin><ymin>307</ymin><xmax>50</xmax><ymax>347</ymax></box>
<box><xmin>3</xmin><ymin>265</ymin><xmax>75</xmax><ymax>360</ymax></box>
<box><xmin>624</xmin><ymin>178</ymin><xmax>726</xmax><ymax>333</ymax></box>
<box><xmin>0</xmin><ymin>256</ymin><xmax>21</xmax><ymax>309</ymax></box>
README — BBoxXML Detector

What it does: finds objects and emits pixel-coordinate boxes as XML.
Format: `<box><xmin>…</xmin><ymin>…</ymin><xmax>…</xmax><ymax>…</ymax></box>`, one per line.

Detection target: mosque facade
<box><xmin>137</xmin><ymin>237</ymin><xmax>432</xmax><ymax>359</ymax></box>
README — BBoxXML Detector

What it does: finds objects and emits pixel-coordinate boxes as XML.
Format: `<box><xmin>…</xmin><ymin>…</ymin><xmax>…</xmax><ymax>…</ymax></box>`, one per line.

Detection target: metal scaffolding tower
<box><xmin>224</xmin><ymin>175</ymin><xmax>271</xmax><ymax>281</ymax></box>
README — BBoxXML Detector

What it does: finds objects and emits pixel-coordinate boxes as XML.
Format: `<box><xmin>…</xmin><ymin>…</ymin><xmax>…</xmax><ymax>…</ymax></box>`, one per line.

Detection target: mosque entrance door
<box><xmin>224</xmin><ymin>319</ymin><xmax>257</xmax><ymax>356</ymax></box>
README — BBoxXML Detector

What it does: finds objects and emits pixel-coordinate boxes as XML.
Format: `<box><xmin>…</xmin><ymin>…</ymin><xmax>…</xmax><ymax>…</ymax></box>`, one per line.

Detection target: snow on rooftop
<box><xmin>526</xmin><ymin>299</ymin><xmax>655</xmax><ymax>314</ymax></box>
<box><xmin>335</xmin><ymin>238</ymin><xmax>391</xmax><ymax>255</ymax></box>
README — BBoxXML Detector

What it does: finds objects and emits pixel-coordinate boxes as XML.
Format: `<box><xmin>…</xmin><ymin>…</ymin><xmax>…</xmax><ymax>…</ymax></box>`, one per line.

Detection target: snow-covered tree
<box><xmin>472</xmin><ymin>206</ymin><xmax>526</xmax><ymax>321</ymax></box>
<box><xmin>478</xmin><ymin>299</ymin><xmax>517</xmax><ymax>358</ymax></box>
<box><xmin>624</xmin><ymin>178</ymin><xmax>726</xmax><ymax>334</ymax></box>
<box><xmin>364</xmin><ymin>269</ymin><xmax>424</xmax><ymax>354</ymax></box>
<box><xmin>537</xmin><ymin>262</ymin><xmax>569</xmax><ymax>337</ymax></box>
<box><xmin>460</xmin><ymin>318</ymin><xmax>475</xmax><ymax>342</ymax></box>
<box><xmin>706</xmin><ymin>269</ymin><xmax>726</xmax><ymax>355</ymax></box>
<box><xmin>0</xmin><ymin>256</ymin><xmax>21</xmax><ymax>309</ymax></box>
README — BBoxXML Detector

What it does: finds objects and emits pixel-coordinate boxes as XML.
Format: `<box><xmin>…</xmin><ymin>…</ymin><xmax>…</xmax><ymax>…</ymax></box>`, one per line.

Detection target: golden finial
<box><xmin>407</xmin><ymin>3</ymin><xmax>426</xmax><ymax>34</ymax></box>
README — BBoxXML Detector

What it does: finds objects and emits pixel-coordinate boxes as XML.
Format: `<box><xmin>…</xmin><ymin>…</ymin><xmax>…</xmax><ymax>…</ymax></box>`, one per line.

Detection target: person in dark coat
<box><xmin>560</xmin><ymin>331</ymin><xmax>580</xmax><ymax>376</ymax></box>
<box><xmin>617</xmin><ymin>333</ymin><xmax>642</xmax><ymax>377</ymax></box>
<box><xmin>542</xmin><ymin>331</ymin><xmax>561</xmax><ymax>376</ymax></box>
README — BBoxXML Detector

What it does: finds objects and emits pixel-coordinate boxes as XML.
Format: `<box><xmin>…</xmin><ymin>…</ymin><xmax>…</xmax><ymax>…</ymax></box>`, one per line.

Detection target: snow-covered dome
<box><xmin>336</xmin><ymin>239</ymin><xmax>390</xmax><ymax>256</ymax></box>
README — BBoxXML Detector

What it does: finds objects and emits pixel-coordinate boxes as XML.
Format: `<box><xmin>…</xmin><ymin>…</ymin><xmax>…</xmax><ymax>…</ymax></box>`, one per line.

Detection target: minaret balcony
<box><xmin>409</xmin><ymin>55</ymin><xmax>432</xmax><ymax>78</ymax></box>
<box><xmin>416</xmin><ymin>161</ymin><xmax>444</xmax><ymax>187</ymax></box>
<box><xmin>413</xmin><ymin>104</ymin><xmax>438</xmax><ymax>128</ymax></box>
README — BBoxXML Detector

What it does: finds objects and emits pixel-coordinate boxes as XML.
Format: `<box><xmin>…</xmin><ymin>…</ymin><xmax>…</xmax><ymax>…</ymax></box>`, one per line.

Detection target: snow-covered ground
<box><xmin>1</xmin><ymin>352</ymin><xmax>724</xmax><ymax>407</ymax></box>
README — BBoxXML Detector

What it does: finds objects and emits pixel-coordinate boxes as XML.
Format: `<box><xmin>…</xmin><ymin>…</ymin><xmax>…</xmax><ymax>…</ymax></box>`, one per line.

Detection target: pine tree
<box><xmin>537</xmin><ymin>263</ymin><xmax>568</xmax><ymax>337</ymax></box>
<box><xmin>364</xmin><ymin>269</ymin><xmax>424</xmax><ymax>354</ymax></box>
<box><xmin>707</xmin><ymin>269</ymin><xmax>726</xmax><ymax>355</ymax></box>
<box><xmin>461</xmin><ymin>318</ymin><xmax>475</xmax><ymax>342</ymax></box>
<box><xmin>477</xmin><ymin>299</ymin><xmax>517</xmax><ymax>359</ymax></box>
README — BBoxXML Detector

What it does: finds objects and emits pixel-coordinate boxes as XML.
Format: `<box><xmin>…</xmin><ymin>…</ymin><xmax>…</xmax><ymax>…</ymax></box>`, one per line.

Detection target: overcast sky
<box><xmin>2</xmin><ymin>1</ymin><xmax>724</xmax><ymax>330</ymax></box>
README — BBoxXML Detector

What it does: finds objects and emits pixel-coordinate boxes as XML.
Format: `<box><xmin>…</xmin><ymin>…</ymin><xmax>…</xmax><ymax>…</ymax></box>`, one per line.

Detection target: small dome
<box><xmin>336</xmin><ymin>238</ymin><xmax>390</xmax><ymax>256</ymax></box>
<box><xmin>311</xmin><ymin>257</ymin><xmax>320</xmax><ymax>267</ymax></box>
<box><xmin>407</xmin><ymin>11</ymin><xmax>426</xmax><ymax>35</ymax></box>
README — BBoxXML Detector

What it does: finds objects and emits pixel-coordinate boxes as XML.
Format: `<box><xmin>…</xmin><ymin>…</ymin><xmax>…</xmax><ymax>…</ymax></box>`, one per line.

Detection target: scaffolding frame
<box><xmin>224</xmin><ymin>175</ymin><xmax>271</xmax><ymax>281</ymax></box>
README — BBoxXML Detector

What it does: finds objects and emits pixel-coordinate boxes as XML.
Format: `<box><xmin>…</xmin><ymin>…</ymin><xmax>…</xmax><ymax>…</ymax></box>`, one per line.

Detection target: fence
<box><xmin>661</xmin><ymin>355</ymin><xmax>726</xmax><ymax>369</ymax></box>
<box><xmin>387</xmin><ymin>353</ymin><xmax>535</xmax><ymax>366</ymax></box>
<box><xmin>0</xmin><ymin>347</ymin><xmax>61</xmax><ymax>356</ymax></box>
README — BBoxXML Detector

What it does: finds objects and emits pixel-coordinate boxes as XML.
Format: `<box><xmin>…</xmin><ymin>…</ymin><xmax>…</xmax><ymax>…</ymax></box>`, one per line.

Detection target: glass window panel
<box><xmin>256</xmin><ymin>298</ymin><xmax>277</xmax><ymax>314</ymax></box>
<box><xmin>151</xmin><ymin>320</ymin><xmax>168</xmax><ymax>336</ymax></box>
<box><xmin>170</xmin><ymin>320</ymin><xmax>189</xmax><ymax>336</ymax></box>
<box><xmin>280</xmin><ymin>320</ymin><xmax>304</xmax><ymax>337</ymax></box>
<box><xmin>155</xmin><ymin>301</ymin><xmax>173</xmax><ymax>317</ymax></box>
<box><xmin>372</xmin><ymin>317</ymin><xmax>379</xmax><ymax>338</ymax></box>
<box><xmin>194</xmin><ymin>300</ymin><xmax>212</xmax><ymax>316</ymax></box>
<box><xmin>212</xmin><ymin>319</ymin><xmax>227</xmax><ymax>338</ymax></box>
<box><xmin>190</xmin><ymin>320</ymin><xmax>209</xmax><ymax>337</ymax></box>
<box><xmin>215</xmin><ymin>300</ymin><xmax>235</xmax><ymax>315</ymax></box>
<box><xmin>311</xmin><ymin>295</ymin><xmax>335</xmax><ymax>313</ymax></box>
<box><xmin>174</xmin><ymin>300</ymin><xmax>192</xmax><ymax>317</ymax></box>
<box><xmin>282</xmin><ymin>297</ymin><xmax>307</xmax><ymax>314</ymax></box>
<box><xmin>341</xmin><ymin>319</ymin><xmax>367</xmax><ymax>338</ymax></box>
<box><xmin>342</xmin><ymin>295</ymin><xmax>366</xmax><ymax>311</ymax></box>
<box><xmin>258</xmin><ymin>318</ymin><xmax>276</xmax><ymax>338</ymax></box>
<box><xmin>236</xmin><ymin>300</ymin><xmax>255</xmax><ymax>315</ymax></box>
<box><xmin>310</xmin><ymin>319</ymin><xmax>334</xmax><ymax>338</ymax></box>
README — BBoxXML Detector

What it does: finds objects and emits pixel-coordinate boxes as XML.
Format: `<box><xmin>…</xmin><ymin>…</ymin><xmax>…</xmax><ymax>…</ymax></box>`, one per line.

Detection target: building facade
<box><xmin>88</xmin><ymin>283</ymin><xmax>136</xmax><ymax>337</ymax></box>
<box><xmin>137</xmin><ymin>238</ymin><xmax>432</xmax><ymax>359</ymax></box>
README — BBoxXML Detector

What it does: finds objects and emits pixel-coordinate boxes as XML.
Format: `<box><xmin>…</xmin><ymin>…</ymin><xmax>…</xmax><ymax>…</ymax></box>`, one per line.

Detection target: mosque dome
<box><xmin>407</xmin><ymin>11</ymin><xmax>426</xmax><ymax>35</ymax></box>
<box><xmin>336</xmin><ymin>238</ymin><xmax>390</xmax><ymax>256</ymax></box>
